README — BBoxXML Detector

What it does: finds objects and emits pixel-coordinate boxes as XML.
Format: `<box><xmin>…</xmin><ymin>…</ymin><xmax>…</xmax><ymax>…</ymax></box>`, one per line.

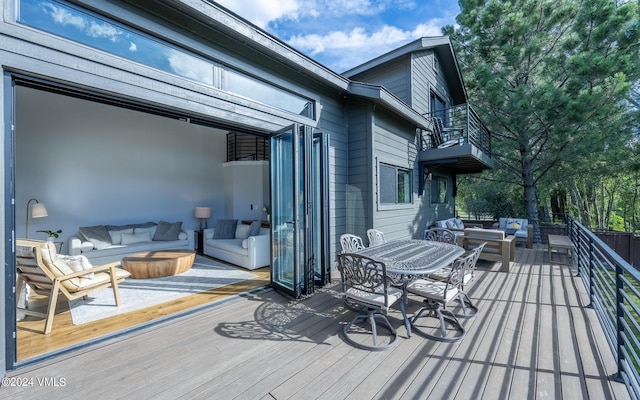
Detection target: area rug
<box><xmin>68</xmin><ymin>255</ymin><xmax>257</xmax><ymax>325</ymax></box>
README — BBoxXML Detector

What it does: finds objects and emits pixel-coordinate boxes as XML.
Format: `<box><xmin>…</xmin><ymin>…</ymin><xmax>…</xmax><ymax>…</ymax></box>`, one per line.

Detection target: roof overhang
<box><xmin>348</xmin><ymin>82</ymin><xmax>431</xmax><ymax>130</ymax></box>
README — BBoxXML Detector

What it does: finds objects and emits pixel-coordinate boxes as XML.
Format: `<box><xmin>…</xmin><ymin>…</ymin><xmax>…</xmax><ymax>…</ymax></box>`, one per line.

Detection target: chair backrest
<box><xmin>462</xmin><ymin>242</ymin><xmax>486</xmax><ymax>284</ymax></box>
<box><xmin>366</xmin><ymin>229</ymin><xmax>386</xmax><ymax>247</ymax></box>
<box><xmin>424</xmin><ymin>228</ymin><xmax>456</xmax><ymax>244</ymax></box>
<box><xmin>16</xmin><ymin>239</ymin><xmax>56</xmax><ymax>295</ymax></box>
<box><xmin>337</xmin><ymin>253</ymin><xmax>392</xmax><ymax>308</ymax></box>
<box><xmin>16</xmin><ymin>239</ymin><xmax>85</xmax><ymax>294</ymax></box>
<box><xmin>430</xmin><ymin>117</ymin><xmax>445</xmax><ymax>146</ymax></box>
<box><xmin>340</xmin><ymin>234</ymin><xmax>365</xmax><ymax>253</ymax></box>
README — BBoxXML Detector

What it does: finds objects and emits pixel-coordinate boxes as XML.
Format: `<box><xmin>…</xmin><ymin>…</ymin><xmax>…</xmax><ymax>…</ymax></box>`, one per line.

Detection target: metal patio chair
<box><xmin>340</xmin><ymin>234</ymin><xmax>365</xmax><ymax>253</ymax></box>
<box><xmin>337</xmin><ymin>253</ymin><xmax>410</xmax><ymax>350</ymax></box>
<box><xmin>405</xmin><ymin>251</ymin><xmax>476</xmax><ymax>342</ymax></box>
<box><xmin>424</xmin><ymin>227</ymin><xmax>456</xmax><ymax>244</ymax></box>
<box><xmin>366</xmin><ymin>229</ymin><xmax>386</xmax><ymax>247</ymax></box>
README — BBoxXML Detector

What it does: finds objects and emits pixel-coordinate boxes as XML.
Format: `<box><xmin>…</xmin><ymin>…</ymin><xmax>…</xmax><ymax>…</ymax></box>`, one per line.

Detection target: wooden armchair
<box><xmin>16</xmin><ymin>239</ymin><xmax>130</xmax><ymax>334</ymax></box>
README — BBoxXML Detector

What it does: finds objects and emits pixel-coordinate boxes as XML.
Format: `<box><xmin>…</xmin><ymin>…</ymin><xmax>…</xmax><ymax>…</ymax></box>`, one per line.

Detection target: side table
<box><xmin>195</xmin><ymin>230</ymin><xmax>204</xmax><ymax>255</ymax></box>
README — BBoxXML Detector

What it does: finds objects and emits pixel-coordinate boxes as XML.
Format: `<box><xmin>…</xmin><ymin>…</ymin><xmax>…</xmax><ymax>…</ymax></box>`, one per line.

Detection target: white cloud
<box><xmin>214</xmin><ymin>0</ymin><xmax>300</xmax><ymax>28</ymax></box>
<box><xmin>129</xmin><ymin>42</ymin><xmax>137</xmax><ymax>52</ymax></box>
<box><xmin>87</xmin><ymin>21</ymin><xmax>122</xmax><ymax>42</ymax></box>
<box><xmin>44</xmin><ymin>3</ymin><xmax>86</xmax><ymax>29</ymax></box>
<box><xmin>287</xmin><ymin>21</ymin><xmax>443</xmax><ymax>71</ymax></box>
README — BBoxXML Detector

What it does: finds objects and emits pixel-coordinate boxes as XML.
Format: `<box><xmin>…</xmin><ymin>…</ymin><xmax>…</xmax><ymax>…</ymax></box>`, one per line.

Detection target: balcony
<box><xmin>419</xmin><ymin>104</ymin><xmax>494</xmax><ymax>175</ymax></box>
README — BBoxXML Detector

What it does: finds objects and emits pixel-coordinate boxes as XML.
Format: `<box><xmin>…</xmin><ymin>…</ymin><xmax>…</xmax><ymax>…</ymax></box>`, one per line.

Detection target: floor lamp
<box><xmin>195</xmin><ymin>207</ymin><xmax>211</xmax><ymax>231</ymax></box>
<box><xmin>25</xmin><ymin>198</ymin><xmax>48</xmax><ymax>239</ymax></box>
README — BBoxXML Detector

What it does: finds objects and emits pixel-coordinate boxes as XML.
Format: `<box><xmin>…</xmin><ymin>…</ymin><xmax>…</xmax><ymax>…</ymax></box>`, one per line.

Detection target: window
<box><xmin>380</xmin><ymin>164</ymin><xmax>412</xmax><ymax>205</ymax></box>
<box><xmin>18</xmin><ymin>0</ymin><xmax>314</xmax><ymax>118</ymax></box>
<box><xmin>431</xmin><ymin>176</ymin><xmax>448</xmax><ymax>204</ymax></box>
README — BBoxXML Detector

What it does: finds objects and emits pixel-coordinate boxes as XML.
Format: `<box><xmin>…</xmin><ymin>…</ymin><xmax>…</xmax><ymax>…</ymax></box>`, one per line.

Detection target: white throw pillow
<box><xmin>134</xmin><ymin>226</ymin><xmax>157</xmax><ymax>240</ymax></box>
<box><xmin>178</xmin><ymin>232</ymin><xmax>187</xmax><ymax>240</ymax></box>
<box><xmin>58</xmin><ymin>254</ymin><xmax>95</xmax><ymax>279</ymax></box>
<box><xmin>121</xmin><ymin>231</ymin><xmax>152</xmax><ymax>245</ymax></box>
<box><xmin>235</xmin><ymin>224</ymin><xmax>251</xmax><ymax>239</ymax></box>
<box><xmin>108</xmin><ymin>228</ymin><xmax>134</xmax><ymax>245</ymax></box>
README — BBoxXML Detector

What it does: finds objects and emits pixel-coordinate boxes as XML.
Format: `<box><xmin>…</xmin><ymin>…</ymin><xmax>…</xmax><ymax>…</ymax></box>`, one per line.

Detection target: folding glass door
<box><xmin>270</xmin><ymin>125</ymin><xmax>329</xmax><ymax>299</ymax></box>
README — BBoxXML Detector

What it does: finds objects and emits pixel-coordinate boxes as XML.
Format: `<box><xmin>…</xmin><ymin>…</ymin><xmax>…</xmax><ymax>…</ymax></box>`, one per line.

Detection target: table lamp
<box><xmin>195</xmin><ymin>207</ymin><xmax>211</xmax><ymax>230</ymax></box>
<box><xmin>26</xmin><ymin>198</ymin><xmax>48</xmax><ymax>238</ymax></box>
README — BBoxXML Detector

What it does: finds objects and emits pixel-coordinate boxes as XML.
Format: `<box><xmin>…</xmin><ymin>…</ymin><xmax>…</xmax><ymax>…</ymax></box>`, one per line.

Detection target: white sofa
<box><xmin>202</xmin><ymin>220</ymin><xmax>270</xmax><ymax>270</ymax></box>
<box><xmin>69</xmin><ymin>221</ymin><xmax>194</xmax><ymax>264</ymax></box>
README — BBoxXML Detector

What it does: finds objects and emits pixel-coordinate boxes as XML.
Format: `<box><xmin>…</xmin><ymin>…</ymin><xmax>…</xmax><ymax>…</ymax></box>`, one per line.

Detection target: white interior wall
<box><xmin>223</xmin><ymin>161</ymin><xmax>269</xmax><ymax>221</ymax></box>
<box><xmin>15</xmin><ymin>86</ymin><xmax>264</xmax><ymax>252</ymax></box>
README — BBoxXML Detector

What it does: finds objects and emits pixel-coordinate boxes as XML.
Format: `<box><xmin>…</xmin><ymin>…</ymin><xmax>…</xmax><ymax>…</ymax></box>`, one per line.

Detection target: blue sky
<box><xmin>215</xmin><ymin>0</ymin><xmax>461</xmax><ymax>73</ymax></box>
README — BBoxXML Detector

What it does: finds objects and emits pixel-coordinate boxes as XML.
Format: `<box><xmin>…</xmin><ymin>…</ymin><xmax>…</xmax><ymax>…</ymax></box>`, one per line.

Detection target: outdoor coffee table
<box><xmin>122</xmin><ymin>250</ymin><xmax>196</xmax><ymax>279</ymax></box>
<box><xmin>547</xmin><ymin>234</ymin><xmax>574</xmax><ymax>265</ymax></box>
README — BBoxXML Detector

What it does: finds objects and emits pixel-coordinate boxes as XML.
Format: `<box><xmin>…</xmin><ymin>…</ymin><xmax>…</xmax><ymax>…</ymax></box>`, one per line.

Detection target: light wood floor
<box><xmin>4</xmin><ymin>247</ymin><xmax>630</xmax><ymax>399</ymax></box>
<box><xmin>16</xmin><ymin>259</ymin><xmax>271</xmax><ymax>361</ymax></box>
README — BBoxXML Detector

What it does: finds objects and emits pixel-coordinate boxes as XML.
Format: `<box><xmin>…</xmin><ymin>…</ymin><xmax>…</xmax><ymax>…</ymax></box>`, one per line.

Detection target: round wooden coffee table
<box><xmin>122</xmin><ymin>250</ymin><xmax>196</xmax><ymax>279</ymax></box>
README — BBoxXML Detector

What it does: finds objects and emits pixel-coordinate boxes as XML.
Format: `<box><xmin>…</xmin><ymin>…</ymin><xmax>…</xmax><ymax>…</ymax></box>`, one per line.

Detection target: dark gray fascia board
<box><xmin>348</xmin><ymin>82</ymin><xmax>431</xmax><ymax>130</ymax></box>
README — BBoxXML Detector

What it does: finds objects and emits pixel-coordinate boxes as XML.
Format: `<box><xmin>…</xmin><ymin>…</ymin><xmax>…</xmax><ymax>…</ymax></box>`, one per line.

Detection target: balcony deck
<box><xmin>2</xmin><ymin>246</ymin><xmax>630</xmax><ymax>399</ymax></box>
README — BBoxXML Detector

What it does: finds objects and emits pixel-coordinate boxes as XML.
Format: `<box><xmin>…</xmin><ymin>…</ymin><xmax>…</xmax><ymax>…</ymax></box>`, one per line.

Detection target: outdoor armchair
<box><xmin>339</xmin><ymin>234</ymin><xmax>365</xmax><ymax>253</ymax></box>
<box><xmin>16</xmin><ymin>239</ymin><xmax>130</xmax><ymax>334</ymax></box>
<box><xmin>366</xmin><ymin>229</ymin><xmax>386</xmax><ymax>247</ymax></box>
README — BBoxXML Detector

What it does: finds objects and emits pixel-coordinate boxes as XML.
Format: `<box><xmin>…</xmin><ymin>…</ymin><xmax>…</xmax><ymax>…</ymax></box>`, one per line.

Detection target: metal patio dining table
<box><xmin>354</xmin><ymin>239</ymin><xmax>465</xmax><ymax>284</ymax></box>
<box><xmin>353</xmin><ymin>239</ymin><xmax>465</xmax><ymax>338</ymax></box>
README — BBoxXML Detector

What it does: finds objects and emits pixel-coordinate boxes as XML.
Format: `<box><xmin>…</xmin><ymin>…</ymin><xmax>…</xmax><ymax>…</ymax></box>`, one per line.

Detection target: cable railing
<box><xmin>568</xmin><ymin>216</ymin><xmax>640</xmax><ymax>399</ymax></box>
<box><xmin>420</xmin><ymin>103</ymin><xmax>491</xmax><ymax>155</ymax></box>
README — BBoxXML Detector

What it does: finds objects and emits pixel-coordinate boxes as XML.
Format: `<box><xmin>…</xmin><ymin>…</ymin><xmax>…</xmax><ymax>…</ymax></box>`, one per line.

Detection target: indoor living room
<box><xmin>14</xmin><ymin>84</ymin><xmax>272</xmax><ymax>363</ymax></box>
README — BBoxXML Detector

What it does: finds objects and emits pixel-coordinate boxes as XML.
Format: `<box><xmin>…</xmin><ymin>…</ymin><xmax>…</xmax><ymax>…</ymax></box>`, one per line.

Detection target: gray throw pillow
<box><xmin>213</xmin><ymin>219</ymin><xmax>238</xmax><ymax>239</ymax></box>
<box><xmin>78</xmin><ymin>225</ymin><xmax>112</xmax><ymax>249</ymax></box>
<box><xmin>153</xmin><ymin>221</ymin><xmax>183</xmax><ymax>241</ymax></box>
<box><xmin>248</xmin><ymin>220</ymin><xmax>261</xmax><ymax>237</ymax></box>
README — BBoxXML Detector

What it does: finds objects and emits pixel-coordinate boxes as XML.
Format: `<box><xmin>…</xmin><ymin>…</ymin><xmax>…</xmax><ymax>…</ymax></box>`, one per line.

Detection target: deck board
<box><xmin>2</xmin><ymin>247</ymin><xmax>631</xmax><ymax>400</ymax></box>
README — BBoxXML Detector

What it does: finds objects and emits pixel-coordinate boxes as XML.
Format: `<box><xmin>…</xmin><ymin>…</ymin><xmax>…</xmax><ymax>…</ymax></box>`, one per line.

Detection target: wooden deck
<box><xmin>3</xmin><ymin>247</ymin><xmax>630</xmax><ymax>399</ymax></box>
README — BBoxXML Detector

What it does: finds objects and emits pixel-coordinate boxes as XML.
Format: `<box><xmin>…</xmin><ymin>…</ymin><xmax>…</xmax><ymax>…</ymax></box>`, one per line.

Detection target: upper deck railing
<box><xmin>420</xmin><ymin>103</ymin><xmax>491</xmax><ymax>156</ymax></box>
<box><xmin>568</xmin><ymin>216</ymin><xmax>640</xmax><ymax>399</ymax></box>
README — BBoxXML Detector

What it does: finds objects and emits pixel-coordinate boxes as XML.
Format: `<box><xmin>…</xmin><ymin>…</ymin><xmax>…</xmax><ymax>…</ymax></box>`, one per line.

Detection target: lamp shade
<box><xmin>195</xmin><ymin>207</ymin><xmax>211</xmax><ymax>219</ymax></box>
<box><xmin>31</xmin><ymin>203</ymin><xmax>48</xmax><ymax>218</ymax></box>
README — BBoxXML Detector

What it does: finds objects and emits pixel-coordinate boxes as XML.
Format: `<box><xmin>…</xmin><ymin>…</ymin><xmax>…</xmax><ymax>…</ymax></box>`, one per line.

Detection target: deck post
<box><xmin>587</xmin><ymin>236</ymin><xmax>594</xmax><ymax>309</ymax></box>
<box><xmin>615</xmin><ymin>262</ymin><xmax>625</xmax><ymax>382</ymax></box>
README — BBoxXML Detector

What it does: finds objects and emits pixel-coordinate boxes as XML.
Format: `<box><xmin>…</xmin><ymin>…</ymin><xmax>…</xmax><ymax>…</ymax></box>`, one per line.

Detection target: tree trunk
<box><xmin>522</xmin><ymin>159</ymin><xmax>541</xmax><ymax>244</ymax></box>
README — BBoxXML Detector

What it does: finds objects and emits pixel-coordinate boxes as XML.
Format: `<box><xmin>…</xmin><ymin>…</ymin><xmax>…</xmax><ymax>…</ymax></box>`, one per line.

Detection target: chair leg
<box><xmin>43</xmin><ymin>280</ymin><xmax>61</xmax><ymax>335</ymax></box>
<box><xmin>343</xmin><ymin>309</ymin><xmax>398</xmax><ymax>351</ymax></box>
<box><xmin>410</xmin><ymin>300</ymin><xmax>465</xmax><ymax>343</ymax></box>
<box><xmin>398</xmin><ymin>298</ymin><xmax>411</xmax><ymax>338</ymax></box>
<box><xmin>454</xmin><ymin>292</ymin><xmax>479</xmax><ymax>319</ymax></box>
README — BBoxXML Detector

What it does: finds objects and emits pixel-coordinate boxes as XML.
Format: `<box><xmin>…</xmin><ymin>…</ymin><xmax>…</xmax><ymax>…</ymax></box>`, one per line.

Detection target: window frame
<box><xmin>430</xmin><ymin>175</ymin><xmax>449</xmax><ymax>205</ymax></box>
<box><xmin>378</xmin><ymin>162</ymin><xmax>414</xmax><ymax>209</ymax></box>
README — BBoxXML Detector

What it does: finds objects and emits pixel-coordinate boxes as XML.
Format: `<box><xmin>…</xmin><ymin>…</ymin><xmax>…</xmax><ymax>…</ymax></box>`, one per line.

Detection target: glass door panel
<box><xmin>270</xmin><ymin>125</ymin><xmax>299</xmax><ymax>297</ymax></box>
<box><xmin>313</xmin><ymin>132</ymin><xmax>330</xmax><ymax>285</ymax></box>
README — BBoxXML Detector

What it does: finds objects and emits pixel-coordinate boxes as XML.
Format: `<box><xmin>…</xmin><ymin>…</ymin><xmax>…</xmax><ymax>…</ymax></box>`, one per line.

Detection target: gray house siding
<box><xmin>347</xmin><ymin>56</ymin><xmax>412</xmax><ymax>105</ymax></box>
<box><xmin>370</xmin><ymin>109</ymin><xmax>430</xmax><ymax>240</ymax></box>
<box><xmin>345</xmin><ymin>101</ymin><xmax>373</xmax><ymax>241</ymax></box>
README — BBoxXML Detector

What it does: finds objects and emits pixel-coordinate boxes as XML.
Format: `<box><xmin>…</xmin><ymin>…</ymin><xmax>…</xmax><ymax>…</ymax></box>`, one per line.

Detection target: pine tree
<box><xmin>447</xmin><ymin>0</ymin><xmax>640</xmax><ymax>242</ymax></box>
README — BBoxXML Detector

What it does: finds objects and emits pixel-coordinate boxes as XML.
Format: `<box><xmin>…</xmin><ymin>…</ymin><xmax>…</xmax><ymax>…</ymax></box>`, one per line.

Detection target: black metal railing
<box><xmin>227</xmin><ymin>132</ymin><xmax>269</xmax><ymax>162</ymax></box>
<box><xmin>420</xmin><ymin>103</ymin><xmax>491</xmax><ymax>156</ymax></box>
<box><xmin>568</xmin><ymin>216</ymin><xmax>640</xmax><ymax>399</ymax></box>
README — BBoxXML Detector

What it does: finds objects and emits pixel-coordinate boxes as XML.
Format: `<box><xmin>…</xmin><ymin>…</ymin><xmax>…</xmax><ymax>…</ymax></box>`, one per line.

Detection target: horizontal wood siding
<box><xmin>412</xmin><ymin>50</ymin><xmax>454</xmax><ymax>113</ymax></box>
<box><xmin>346</xmin><ymin>102</ymin><xmax>372</xmax><ymax>241</ymax></box>
<box><xmin>348</xmin><ymin>56</ymin><xmax>412</xmax><ymax>105</ymax></box>
<box><xmin>370</xmin><ymin>110</ymin><xmax>441</xmax><ymax>240</ymax></box>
